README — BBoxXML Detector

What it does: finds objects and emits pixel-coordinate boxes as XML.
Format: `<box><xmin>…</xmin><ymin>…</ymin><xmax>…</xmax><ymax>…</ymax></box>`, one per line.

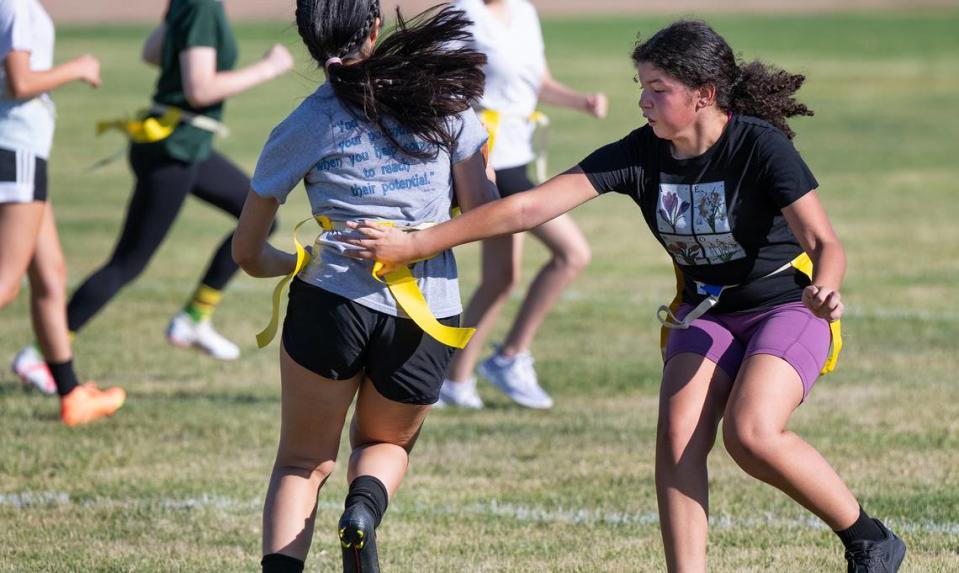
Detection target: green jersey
<box><xmin>145</xmin><ymin>0</ymin><xmax>237</xmax><ymax>162</ymax></box>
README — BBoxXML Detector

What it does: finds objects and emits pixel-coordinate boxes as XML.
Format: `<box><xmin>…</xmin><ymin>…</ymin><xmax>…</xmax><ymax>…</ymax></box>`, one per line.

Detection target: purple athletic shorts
<box><xmin>664</xmin><ymin>301</ymin><xmax>831</xmax><ymax>399</ymax></box>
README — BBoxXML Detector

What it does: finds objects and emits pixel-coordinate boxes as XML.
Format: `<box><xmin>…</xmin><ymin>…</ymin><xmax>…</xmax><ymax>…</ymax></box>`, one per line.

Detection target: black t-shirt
<box><xmin>579</xmin><ymin>115</ymin><xmax>819</xmax><ymax>313</ymax></box>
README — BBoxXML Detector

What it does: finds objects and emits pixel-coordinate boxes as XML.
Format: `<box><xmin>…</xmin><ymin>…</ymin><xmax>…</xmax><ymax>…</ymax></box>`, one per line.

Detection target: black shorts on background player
<box><xmin>493</xmin><ymin>163</ymin><xmax>534</xmax><ymax>197</ymax></box>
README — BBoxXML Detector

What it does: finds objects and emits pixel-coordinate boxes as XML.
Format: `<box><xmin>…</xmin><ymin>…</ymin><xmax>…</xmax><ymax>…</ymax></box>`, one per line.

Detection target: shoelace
<box><xmin>845</xmin><ymin>546</ymin><xmax>887</xmax><ymax>572</ymax></box>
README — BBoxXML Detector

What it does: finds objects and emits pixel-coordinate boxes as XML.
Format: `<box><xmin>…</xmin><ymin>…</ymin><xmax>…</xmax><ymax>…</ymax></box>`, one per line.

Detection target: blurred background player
<box><xmin>0</xmin><ymin>0</ymin><xmax>125</xmax><ymax>425</ymax></box>
<box><xmin>438</xmin><ymin>0</ymin><xmax>607</xmax><ymax>409</ymax></box>
<box><xmin>12</xmin><ymin>0</ymin><xmax>293</xmax><ymax>386</ymax></box>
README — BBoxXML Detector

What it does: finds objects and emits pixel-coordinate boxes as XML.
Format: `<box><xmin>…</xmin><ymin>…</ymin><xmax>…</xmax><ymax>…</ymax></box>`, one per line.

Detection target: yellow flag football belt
<box><xmin>256</xmin><ymin>216</ymin><xmax>477</xmax><ymax>351</ymax></box>
<box><xmin>657</xmin><ymin>252</ymin><xmax>843</xmax><ymax>376</ymax></box>
<box><xmin>479</xmin><ymin>109</ymin><xmax>551</xmax><ymax>184</ymax></box>
<box><xmin>96</xmin><ymin>103</ymin><xmax>230</xmax><ymax>144</ymax></box>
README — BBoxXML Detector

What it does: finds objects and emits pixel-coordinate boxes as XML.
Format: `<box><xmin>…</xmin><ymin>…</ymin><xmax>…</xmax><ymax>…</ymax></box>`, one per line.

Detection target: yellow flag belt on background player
<box><xmin>479</xmin><ymin>109</ymin><xmax>551</xmax><ymax>184</ymax></box>
<box><xmin>96</xmin><ymin>106</ymin><xmax>182</xmax><ymax>144</ymax></box>
<box><xmin>256</xmin><ymin>217</ymin><xmax>476</xmax><ymax>350</ymax></box>
<box><xmin>91</xmin><ymin>105</ymin><xmax>230</xmax><ymax>171</ymax></box>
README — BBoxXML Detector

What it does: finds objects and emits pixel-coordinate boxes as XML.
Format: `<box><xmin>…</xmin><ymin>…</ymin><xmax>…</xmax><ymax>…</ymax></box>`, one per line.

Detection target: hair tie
<box><xmin>325</xmin><ymin>57</ymin><xmax>343</xmax><ymax>71</ymax></box>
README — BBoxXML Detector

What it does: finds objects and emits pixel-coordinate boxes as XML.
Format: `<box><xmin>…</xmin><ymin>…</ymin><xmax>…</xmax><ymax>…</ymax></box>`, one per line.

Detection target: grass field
<box><xmin>2</xmin><ymin>10</ymin><xmax>958</xmax><ymax>572</ymax></box>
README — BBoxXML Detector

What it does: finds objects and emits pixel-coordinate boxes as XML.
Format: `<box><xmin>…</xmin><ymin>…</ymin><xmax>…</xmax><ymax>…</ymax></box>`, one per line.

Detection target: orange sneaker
<box><xmin>60</xmin><ymin>383</ymin><xmax>126</xmax><ymax>426</ymax></box>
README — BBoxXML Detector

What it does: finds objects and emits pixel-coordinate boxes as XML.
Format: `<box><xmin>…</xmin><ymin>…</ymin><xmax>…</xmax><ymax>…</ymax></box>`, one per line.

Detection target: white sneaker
<box><xmin>11</xmin><ymin>345</ymin><xmax>56</xmax><ymax>395</ymax></box>
<box><xmin>477</xmin><ymin>345</ymin><xmax>553</xmax><ymax>409</ymax></box>
<box><xmin>436</xmin><ymin>377</ymin><xmax>484</xmax><ymax>409</ymax></box>
<box><xmin>165</xmin><ymin>312</ymin><xmax>240</xmax><ymax>361</ymax></box>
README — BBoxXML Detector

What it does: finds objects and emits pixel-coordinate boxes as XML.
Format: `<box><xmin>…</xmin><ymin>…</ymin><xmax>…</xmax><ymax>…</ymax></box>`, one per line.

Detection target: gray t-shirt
<box><xmin>251</xmin><ymin>83</ymin><xmax>487</xmax><ymax>318</ymax></box>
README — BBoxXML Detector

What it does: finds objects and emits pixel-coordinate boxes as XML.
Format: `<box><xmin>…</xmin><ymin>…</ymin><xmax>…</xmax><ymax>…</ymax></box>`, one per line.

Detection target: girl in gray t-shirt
<box><xmin>232</xmin><ymin>3</ymin><xmax>495</xmax><ymax>572</ymax></box>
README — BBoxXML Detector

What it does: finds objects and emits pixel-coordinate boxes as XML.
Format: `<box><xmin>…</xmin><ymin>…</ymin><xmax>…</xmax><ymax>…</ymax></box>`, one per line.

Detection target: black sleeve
<box><xmin>755</xmin><ymin>130</ymin><xmax>819</xmax><ymax>209</ymax></box>
<box><xmin>578</xmin><ymin>130</ymin><xmax>645</xmax><ymax>197</ymax></box>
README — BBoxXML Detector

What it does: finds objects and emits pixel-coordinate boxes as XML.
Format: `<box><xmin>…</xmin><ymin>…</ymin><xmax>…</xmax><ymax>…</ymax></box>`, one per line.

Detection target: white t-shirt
<box><xmin>0</xmin><ymin>0</ymin><xmax>56</xmax><ymax>158</ymax></box>
<box><xmin>455</xmin><ymin>0</ymin><xmax>545</xmax><ymax>170</ymax></box>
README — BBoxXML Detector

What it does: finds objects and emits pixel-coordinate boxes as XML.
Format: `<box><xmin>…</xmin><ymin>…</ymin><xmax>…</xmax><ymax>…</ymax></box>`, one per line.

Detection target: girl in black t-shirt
<box><xmin>345</xmin><ymin>19</ymin><xmax>905</xmax><ymax>573</ymax></box>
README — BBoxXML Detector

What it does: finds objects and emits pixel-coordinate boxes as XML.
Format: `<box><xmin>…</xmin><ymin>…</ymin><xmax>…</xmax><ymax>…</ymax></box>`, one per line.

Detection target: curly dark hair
<box><xmin>295</xmin><ymin>1</ymin><xmax>487</xmax><ymax>158</ymax></box>
<box><xmin>632</xmin><ymin>20</ymin><xmax>812</xmax><ymax>139</ymax></box>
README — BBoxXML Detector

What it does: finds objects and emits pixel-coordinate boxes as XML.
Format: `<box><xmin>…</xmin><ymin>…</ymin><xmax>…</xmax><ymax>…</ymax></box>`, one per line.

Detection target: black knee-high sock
<box><xmin>836</xmin><ymin>506</ymin><xmax>885</xmax><ymax>547</ymax></box>
<box><xmin>261</xmin><ymin>553</ymin><xmax>304</xmax><ymax>573</ymax></box>
<box><xmin>345</xmin><ymin>475</ymin><xmax>389</xmax><ymax>528</ymax></box>
<box><xmin>47</xmin><ymin>359</ymin><xmax>79</xmax><ymax>397</ymax></box>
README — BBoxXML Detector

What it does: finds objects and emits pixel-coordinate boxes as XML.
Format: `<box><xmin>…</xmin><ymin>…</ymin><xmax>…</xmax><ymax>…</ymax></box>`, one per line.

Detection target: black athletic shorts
<box><xmin>281</xmin><ymin>278</ymin><xmax>459</xmax><ymax>405</ymax></box>
<box><xmin>0</xmin><ymin>147</ymin><xmax>48</xmax><ymax>203</ymax></box>
<box><xmin>494</xmin><ymin>163</ymin><xmax>534</xmax><ymax>197</ymax></box>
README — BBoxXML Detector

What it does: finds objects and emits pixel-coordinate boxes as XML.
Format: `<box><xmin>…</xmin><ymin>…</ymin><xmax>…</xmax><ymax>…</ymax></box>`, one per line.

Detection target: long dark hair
<box><xmin>295</xmin><ymin>1</ymin><xmax>487</xmax><ymax>159</ymax></box>
<box><xmin>632</xmin><ymin>20</ymin><xmax>812</xmax><ymax>139</ymax></box>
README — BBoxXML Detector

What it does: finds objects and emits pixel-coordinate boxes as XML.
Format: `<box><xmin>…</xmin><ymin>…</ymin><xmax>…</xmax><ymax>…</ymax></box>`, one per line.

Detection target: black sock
<box><xmin>261</xmin><ymin>553</ymin><xmax>304</xmax><ymax>573</ymax></box>
<box><xmin>47</xmin><ymin>359</ymin><xmax>79</xmax><ymax>397</ymax></box>
<box><xmin>836</xmin><ymin>506</ymin><xmax>885</xmax><ymax>547</ymax></box>
<box><xmin>345</xmin><ymin>475</ymin><xmax>389</xmax><ymax>528</ymax></box>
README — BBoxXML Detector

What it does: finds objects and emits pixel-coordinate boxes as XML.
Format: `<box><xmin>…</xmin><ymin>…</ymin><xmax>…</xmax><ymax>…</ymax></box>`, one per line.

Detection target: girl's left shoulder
<box><xmin>733</xmin><ymin>115</ymin><xmax>797</xmax><ymax>150</ymax></box>
<box><xmin>736</xmin><ymin>115</ymin><xmax>779</xmax><ymax>136</ymax></box>
<box><xmin>733</xmin><ymin>115</ymin><xmax>789</xmax><ymax>141</ymax></box>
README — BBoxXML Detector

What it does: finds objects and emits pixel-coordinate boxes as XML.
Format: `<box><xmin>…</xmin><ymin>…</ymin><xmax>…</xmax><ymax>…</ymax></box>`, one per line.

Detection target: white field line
<box><xmin>3</xmin><ymin>491</ymin><xmax>958</xmax><ymax>536</ymax></box>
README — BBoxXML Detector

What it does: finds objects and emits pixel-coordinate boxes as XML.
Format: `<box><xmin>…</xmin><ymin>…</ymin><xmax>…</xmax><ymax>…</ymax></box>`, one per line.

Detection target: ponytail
<box><xmin>296</xmin><ymin>1</ymin><xmax>487</xmax><ymax>158</ymax></box>
<box><xmin>725</xmin><ymin>61</ymin><xmax>812</xmax><ymax>139</ymax></box>
<box><xmin>632</xmin><ymin>20</ymin><xmax>812</xmax><ymax>139</ymax></box>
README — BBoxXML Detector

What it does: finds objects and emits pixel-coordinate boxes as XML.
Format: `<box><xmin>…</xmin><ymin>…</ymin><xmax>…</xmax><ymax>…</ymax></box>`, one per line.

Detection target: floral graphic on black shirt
<box><xmin>699</xmin><ymin>235</ymin><xmax>745</xmax><ymax>263</ymax></box>
<box><xmin>694</xmin><ymin>186</ymin><xmax>729</xmax><ymax>233</ymax></box>
<box><xmin>666</xmin><ymin>239</ymin><xmax>704</xmax><ymax>265</ymax></box>
<box><xmin>657</xmin><ymin>181</ymin><xmax>745</xmax><ymax>265</ymax></box>
<box><xmin>658</xmin><ymin>190</ymin><xmax>690</xmax><ymax>233</ymax></box>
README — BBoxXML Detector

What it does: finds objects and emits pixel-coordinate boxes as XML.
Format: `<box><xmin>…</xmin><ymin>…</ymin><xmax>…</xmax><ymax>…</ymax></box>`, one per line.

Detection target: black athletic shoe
<box><xmin>339</xmin><ymin>504</ymin><xmax>380</xmax><ymax>573</ymax></box>
<box><xmin>844</xmin><ymin>519</ymin><xmax>906</xmax><ymax>573</ymax></box>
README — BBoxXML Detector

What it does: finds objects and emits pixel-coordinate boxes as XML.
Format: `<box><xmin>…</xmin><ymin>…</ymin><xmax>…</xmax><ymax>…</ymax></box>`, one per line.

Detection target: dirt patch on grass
<box><xmin>44</xmin><ymin>0</ymin><xmax>957</xmax><ymax>24</ymax></box>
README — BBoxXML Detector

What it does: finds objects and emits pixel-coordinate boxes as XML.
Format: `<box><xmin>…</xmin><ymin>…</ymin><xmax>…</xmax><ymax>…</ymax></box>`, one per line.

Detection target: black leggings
<box><xmin>67</xmin><ymin>146</ymin><xmax>274</xmax><ymax>332</ymax></box>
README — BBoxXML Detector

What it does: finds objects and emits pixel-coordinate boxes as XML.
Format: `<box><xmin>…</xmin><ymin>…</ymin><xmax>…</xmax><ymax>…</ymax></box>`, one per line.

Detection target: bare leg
<box><xmin>445</xmin><ymin>234</ymin><xmax>519</xmax><ymax>383</ymax></box>
<box><xmin>722</xmin><ymin>354</ymin><xmax>860</xmax><ymax>530</ymax></box>
<box><xmin>347</xmin><ymin>379</ymin><xmax>432</xmax><ymax>495</ymax></box>
<box><xmin>657</xmin><ymin>353</ymin><xmax>734</xmax><ymax>573</ymax></box>
<box><xmin>499</xmin><ymin>213</ymin><xmax>590</xmax><ymax>357</ymax></box>
<box><xmin>261</xmin><ymin>346</ymin><xmax>360</xmax><ymax>560</ymax></box>
<box><xmin>27</xmin><ymin>203</ymin><xmax>71</xmax><ymax>362</ymax></box>
<box><xmin>0</xmin><ymin>202</ymin><xmax>44</xmax><ymax>309</ymax></box>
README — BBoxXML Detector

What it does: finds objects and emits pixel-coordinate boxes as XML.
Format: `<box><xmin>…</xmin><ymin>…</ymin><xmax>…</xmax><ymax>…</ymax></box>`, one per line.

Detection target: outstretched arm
<box><xmin>783</xmin><ymin>190</ymin><xmax>846</xmax><ymax>321</ymax></box>
<box><xmin>347</xmin><ymin>167</ymin><xmax>599</xmax><ymax>269</ymax></box>
<box><xmin>180</xmin><ymin>44</ymin><xmax>293</xmax><ymax>108</ymax></box>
